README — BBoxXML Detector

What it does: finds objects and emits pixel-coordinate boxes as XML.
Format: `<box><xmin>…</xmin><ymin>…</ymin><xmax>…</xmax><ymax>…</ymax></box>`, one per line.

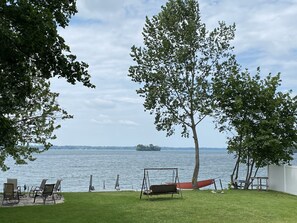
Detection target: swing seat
<box><xmin>143</xmin><ymin>184</ymin><xmax>178</xmax><ymax>195</ymax></box>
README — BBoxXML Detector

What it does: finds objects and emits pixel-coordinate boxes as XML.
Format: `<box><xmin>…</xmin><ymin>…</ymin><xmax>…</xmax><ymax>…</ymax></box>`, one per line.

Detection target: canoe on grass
<box><xmin>176</xmin><ymin>179</ymin><xmax>215</xmax><ymax>189</ymax></box>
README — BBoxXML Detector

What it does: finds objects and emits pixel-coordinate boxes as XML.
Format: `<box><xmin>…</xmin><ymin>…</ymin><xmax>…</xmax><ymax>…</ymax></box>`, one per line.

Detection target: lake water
<box><xmin>1</xmin><ymin>147</ymin><xmax>296</xmax><ymax>192</ymax></box>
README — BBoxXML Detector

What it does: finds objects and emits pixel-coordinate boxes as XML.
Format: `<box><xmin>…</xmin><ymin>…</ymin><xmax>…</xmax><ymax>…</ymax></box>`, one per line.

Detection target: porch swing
<box><xmin>140</xmin><ymin>168</ymin><xmax>182</xmax><ymax>199</ymax></box>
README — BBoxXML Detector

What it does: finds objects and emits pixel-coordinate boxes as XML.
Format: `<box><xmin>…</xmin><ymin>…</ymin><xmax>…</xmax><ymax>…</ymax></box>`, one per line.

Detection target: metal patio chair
<box><xmin>53</xmin><ymin>179</ymin><xmax>62</xmax><ymax>199</ymax></box>
<box><xmin>29</xmin><ymin>179</ymin><xmax>48</xmax><ymax>198</ymax></box>
<box><xmin>33</xmin><ymin>184</ymin><xmax>55</xmax><ymax>204</ymax></box>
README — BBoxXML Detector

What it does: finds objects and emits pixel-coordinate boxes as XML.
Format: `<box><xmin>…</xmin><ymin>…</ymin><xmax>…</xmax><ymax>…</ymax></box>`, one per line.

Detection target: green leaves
<box><xmin>0</xmin><ymin>0</ymin><xmax>94</xmax><ymax>88</ymax></box>
<box><xmin>0</xmin><ymin>0</ymin><xmax>93</xmax><ymax>170</ymax></box>
<box><xmin>0</xmin><ymin>77</ymin><xmax>72</xmax><ymax>171</ymax></box>
<box><xmin>214</xmin><ymin>67</ymin><xmax>297</xmax><ymax>187</ymax></box>
<box><xmin>128</xmin><ymin>0</ymin><xmax>236</xmax><ymax>137</ymax></box>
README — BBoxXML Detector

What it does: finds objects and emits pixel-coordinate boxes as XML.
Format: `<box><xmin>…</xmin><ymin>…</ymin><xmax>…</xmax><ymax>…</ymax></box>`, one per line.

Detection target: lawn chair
<box><xmin>33</xmin><ymin>184</ymin><xmax>55</xmax><ymax>204</ymax></box>
<box><xmin>2</xmin><ymin>183</ymin><xmax>20</xmax><ymax>205</ymax></box>
<box><xmin>7</xmin><ymin>178</ymin><xmax>24</xmax><ymax>197</ymax></box>
<box><xmin>53</xmin><ymin>179</ymin><xmax>62</xmax><ymax>199</ymax></box>
<box><xmin>29</xmin><ymin>179</ymin><xmax>48</xmax><ymax>197</ymax></box>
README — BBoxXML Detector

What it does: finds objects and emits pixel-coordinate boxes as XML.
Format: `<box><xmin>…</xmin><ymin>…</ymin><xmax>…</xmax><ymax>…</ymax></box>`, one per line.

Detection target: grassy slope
<box><xmin>1</xmin><ymin>190</ymin><xmax>297</xmax><ymax>223</ymax></box>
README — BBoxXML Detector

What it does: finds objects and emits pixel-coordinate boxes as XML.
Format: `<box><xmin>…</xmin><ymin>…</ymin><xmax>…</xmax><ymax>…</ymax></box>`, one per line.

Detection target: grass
<box><xmin>1</xmin><ymin>190</ymin><xmax>297</xmax><ymax>223</ymax></box>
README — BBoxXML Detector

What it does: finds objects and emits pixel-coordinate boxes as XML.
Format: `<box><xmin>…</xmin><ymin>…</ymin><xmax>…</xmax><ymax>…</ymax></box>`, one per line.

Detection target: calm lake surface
<box><xmin>1</xmin><ymin>147</ymin><xmax>297</xmax><ymax>192</ymax></box>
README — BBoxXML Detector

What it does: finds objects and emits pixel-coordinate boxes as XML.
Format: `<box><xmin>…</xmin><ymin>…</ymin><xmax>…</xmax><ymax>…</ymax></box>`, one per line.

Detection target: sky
<box><xmin>50</xmin><ymin>0</ymin><xmax>297</xmax><ymax>148</ymax></box>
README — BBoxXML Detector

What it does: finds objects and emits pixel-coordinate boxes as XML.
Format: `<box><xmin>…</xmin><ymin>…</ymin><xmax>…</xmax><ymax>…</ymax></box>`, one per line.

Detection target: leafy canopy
<box><xmin>129</xmin><ymin>0</ymin><xmax>236</xmax><ymax>137</ymax></box>
<box><xmin>214</xmin><ymin>68</ymin><xmax>297</xmax><ymax>187</ymax></box>
<box><xmin>0</xmin><ymin>0</ymin><xmax>94</xmax><ymax>170</ymax></box>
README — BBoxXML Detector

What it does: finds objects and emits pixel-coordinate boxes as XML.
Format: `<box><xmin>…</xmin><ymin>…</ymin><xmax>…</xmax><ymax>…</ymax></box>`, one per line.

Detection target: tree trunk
<box><xmin>231</xmin><ymin>154</ymin><xmax>240</xmax><ymax>189</ymax></box>
<box><xmin>191</xmin><ymin>125</ymin><xmax>200</xmax><ymax>189</ymax></box>
<box><xmin>231</xmin><ymin>138</ymin><xmax>242</xmax><ymax>189</ymax></box>
<box><xmin>244</xmin><ymin>160</ymin><xmax>255</xmax><ymax>189</ymax></box>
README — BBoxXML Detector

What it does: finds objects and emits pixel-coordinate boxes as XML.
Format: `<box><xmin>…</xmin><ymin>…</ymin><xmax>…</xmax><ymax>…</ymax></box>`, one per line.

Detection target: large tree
<box><xmin>0</xmin><ymin>0</ymin><xmax>94</xmax><ymax>170</ymax></box>
<box><xmin>128</xmin><ymin>0</ymin><xmax>236</xmax><ymax>186</ymax></box>
<box><xmin>213</xmin><ymin>68</ymin><xmax>297</xmax><ymax>189</ymax></box>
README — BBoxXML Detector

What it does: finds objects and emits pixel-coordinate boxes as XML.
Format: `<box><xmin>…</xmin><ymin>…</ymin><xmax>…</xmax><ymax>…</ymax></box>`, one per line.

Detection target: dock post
<box><xmin>115</xmin><ymin>174</ymin><xmax>120</xmax><ymax>190</ymax></box>
<box><xmin>89</xmin><ymin>175</ymin><xmax>95</xmax><ymax>192</ymax></box>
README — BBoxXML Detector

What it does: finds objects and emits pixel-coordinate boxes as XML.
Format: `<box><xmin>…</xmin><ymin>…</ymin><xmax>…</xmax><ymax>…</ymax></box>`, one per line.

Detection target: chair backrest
<box><xmin>39</xmin><ymin>179</ymin><xmax>48</xmax><ymax>190</ymax></box>
<box><xmin>54</xmin><ymin>179</ymin><xmax>62</xmax><ymax>191</ymax></box>
<box><xmin>3</xmin><ymin>183</ymin><xmax>15</xmax><ymax>199</ymax></box>
<box><xmin>42</xmin><ymin>184</ymin><xmax>55</xmax><ymax>196</ymax></box>
<box><xmin>7</xmin><ymin>178</ymin><xmax>17</xmax><ymax>191</ymax></box>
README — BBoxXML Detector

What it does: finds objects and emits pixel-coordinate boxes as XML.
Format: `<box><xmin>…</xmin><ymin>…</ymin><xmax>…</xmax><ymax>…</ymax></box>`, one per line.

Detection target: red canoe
<box><xmin>176</xmin><ymin>179</ymin><xmax>215</xmax><ymax>189</ymax></box>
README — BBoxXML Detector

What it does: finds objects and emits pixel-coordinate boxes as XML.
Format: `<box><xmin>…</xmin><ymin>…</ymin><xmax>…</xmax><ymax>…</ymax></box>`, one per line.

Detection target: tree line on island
<box><xmin>136</xmin><ymin>144</ymin><xmax>161</xmax><ymax>151</ymax></box>
<box><xmin>1</xmin><ymin>0</ymin><xmax>296</xmax><ymax>192</ymax></box>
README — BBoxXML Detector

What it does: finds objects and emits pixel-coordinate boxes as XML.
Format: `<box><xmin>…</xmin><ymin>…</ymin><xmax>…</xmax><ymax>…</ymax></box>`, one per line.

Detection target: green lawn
<box><xmin>1</xmin><ymin>190</ymin><xmax>297</xmax><ymax>223</ymax></box>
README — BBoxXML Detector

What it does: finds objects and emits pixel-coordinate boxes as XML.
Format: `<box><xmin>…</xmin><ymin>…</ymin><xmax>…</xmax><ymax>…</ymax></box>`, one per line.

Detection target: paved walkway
<box><xmin>0</xmin><ymin>195</ymin><xmax>64</xmax><ymax>207</ymax></box>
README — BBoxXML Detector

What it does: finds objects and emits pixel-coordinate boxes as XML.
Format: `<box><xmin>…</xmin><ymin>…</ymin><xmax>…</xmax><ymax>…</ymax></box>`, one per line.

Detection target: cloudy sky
<box><xmin>51</xmin><ymin>0</ymin><xmax>297</xmax><ymax>148</ymax></box>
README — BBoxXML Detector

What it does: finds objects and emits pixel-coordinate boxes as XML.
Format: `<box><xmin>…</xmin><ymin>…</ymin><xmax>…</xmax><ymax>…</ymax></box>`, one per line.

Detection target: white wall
<box><xmin>268</xmin><ymin>165</ymin><xmax>297</xmax><ymax>196</ymax></box>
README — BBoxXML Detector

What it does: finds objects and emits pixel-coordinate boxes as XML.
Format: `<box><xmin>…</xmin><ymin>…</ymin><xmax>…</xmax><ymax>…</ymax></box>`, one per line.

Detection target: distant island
<box><xmin>136</xmin><ymin>144</ymin><xmax>161</xmax><ymax>151</ymax></box>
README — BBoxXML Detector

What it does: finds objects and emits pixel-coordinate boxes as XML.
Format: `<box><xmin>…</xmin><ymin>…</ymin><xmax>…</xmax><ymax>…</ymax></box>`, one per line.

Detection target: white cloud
<box><xmin>90</xmin><ymin>117</ymin><xmax>139</xmax><ymax>127</ymax></box>
<box><xmin>76</xmin><ymin>0</ymin><xmax>125</xmax><ymax>21</ymax></box>
<box><xmin>85</xmin><ymin>98</ymin><xmax>116</xmax><ymax>109</ymax></box>
<box><xmin>91</xmin><ymin>118</ymin><xmax>113</xmax><ymax>125</ymax></box>
<box><xmin>119</xmin><ymin>120</ymin><xmax>139</xmax><ymax>126</ymax></box>
<box><xmin>76</xmin><ymin>0</ymin><xmax>168</xmax><ymax>22</ymax></box>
